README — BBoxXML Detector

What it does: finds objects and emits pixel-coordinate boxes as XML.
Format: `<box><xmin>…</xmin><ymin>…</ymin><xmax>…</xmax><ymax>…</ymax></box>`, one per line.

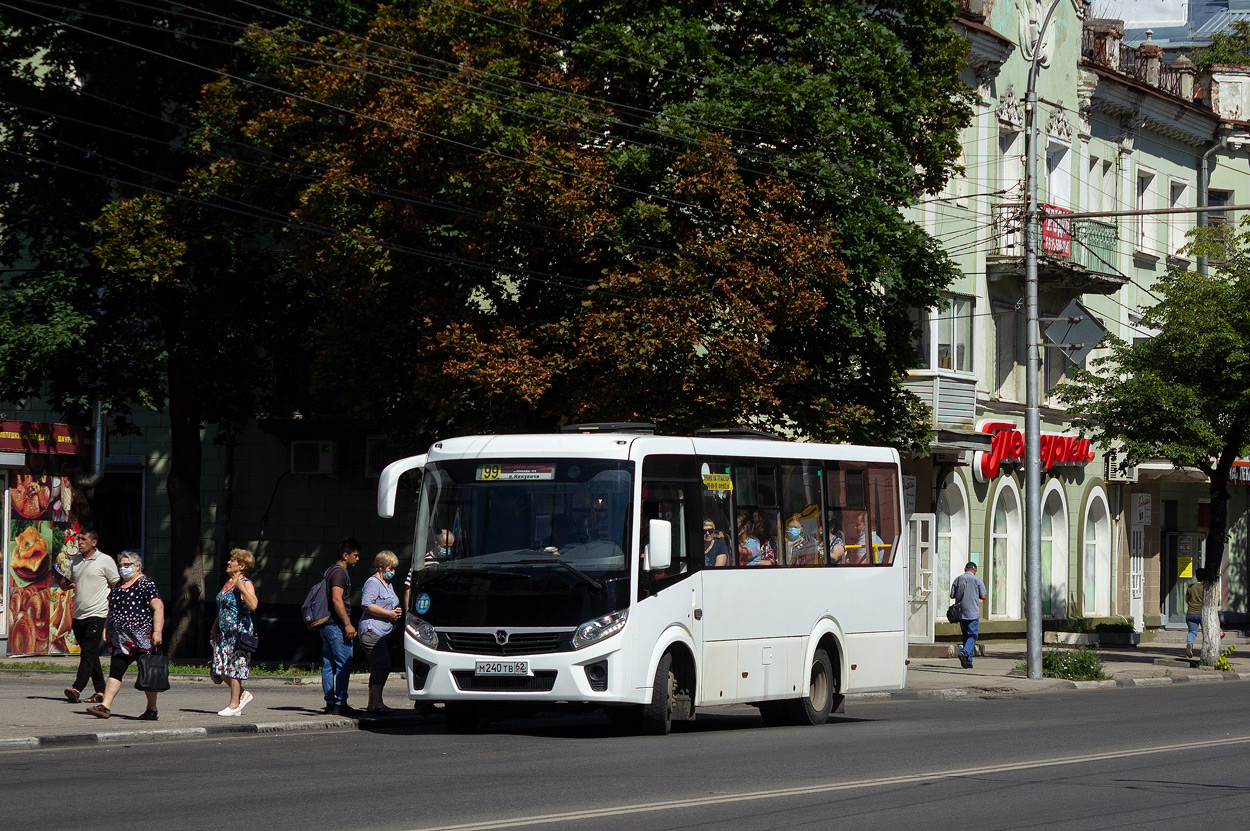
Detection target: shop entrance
<box><xmin>1163</xmin><ymin>531</ymin><xmax>1204</xmax><ymax>625</ymax></box>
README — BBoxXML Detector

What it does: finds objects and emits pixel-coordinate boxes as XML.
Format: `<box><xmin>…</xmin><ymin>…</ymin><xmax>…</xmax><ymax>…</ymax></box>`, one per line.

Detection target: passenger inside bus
<box><xmin>702</xmin><ymin>520</ymin><xmax>729</xmax><ymax>567</ymax></box>
<box><xmin>785</xmin><ymin>515</ymin><xmax>822</xmax><ymax>566</ymax></box>
<box><xmin>736</xmin><ymin>510</ymin><xmax>776</xmax><ymax>566</ymax></box>
<box><xmin>827</xmin><ymin>513</ymin><xmax>846</xmax><ymax>565</ymax></box>
<box><xmin>844</xmin><ymin>511</ymin><xmax>884</xmax><ymax>565</ymax></box>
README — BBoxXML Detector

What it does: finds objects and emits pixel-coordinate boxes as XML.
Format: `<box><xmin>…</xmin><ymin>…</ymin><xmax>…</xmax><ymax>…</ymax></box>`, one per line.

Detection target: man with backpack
<box><xmin>321</xmin><ymin>538</ymin><xmax>361</xmax><ymax>715</ymax></box>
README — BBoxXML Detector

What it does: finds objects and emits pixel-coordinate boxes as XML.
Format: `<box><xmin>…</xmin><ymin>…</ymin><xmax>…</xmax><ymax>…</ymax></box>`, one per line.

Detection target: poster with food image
<box><xmin>7</xmin><ymin>510</ymin><xmax>81</xmax><ymax>656</ymax></box>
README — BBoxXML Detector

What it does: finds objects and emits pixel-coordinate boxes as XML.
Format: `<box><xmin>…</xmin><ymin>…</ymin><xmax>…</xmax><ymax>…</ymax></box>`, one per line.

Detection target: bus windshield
<box><xmin>414</xmin><ymin>459</ymin><xmax>633</xmax><ymax>580</ymax></box>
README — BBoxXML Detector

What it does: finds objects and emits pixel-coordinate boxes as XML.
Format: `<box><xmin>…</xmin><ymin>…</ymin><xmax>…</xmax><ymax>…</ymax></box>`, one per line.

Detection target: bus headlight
<box><xmin>405</xmin><ymin>613</ymin><xmax>439</xmax><ymax>649</ymax></box>
<box><xmin>572</xmin><ymin>609</ymin><xmax>628</xmax><ymax>649</ymax></box>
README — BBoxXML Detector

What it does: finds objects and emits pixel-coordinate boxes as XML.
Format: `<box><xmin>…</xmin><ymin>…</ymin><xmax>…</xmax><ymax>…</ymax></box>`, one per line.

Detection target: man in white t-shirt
<box><xmin>59</xmin><ymin>529</ymin><xmax>119</xmax><ymax>703</ymax></box>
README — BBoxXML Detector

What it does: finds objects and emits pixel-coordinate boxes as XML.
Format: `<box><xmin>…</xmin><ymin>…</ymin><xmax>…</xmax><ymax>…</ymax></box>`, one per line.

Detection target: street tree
<box><xmin>190</xmin><ymin>0</ymin><xmax>973</xmax><ymax>447</ymax></box>
<box><xmin>1057</xmin><ymin>226</ymin><xmax>1250</xmax><ymax>666</ymax></box>
<box><xmin>0</xmin><ymin>0</ymin><xmax>370</xmax><ymax>655</ymax></box>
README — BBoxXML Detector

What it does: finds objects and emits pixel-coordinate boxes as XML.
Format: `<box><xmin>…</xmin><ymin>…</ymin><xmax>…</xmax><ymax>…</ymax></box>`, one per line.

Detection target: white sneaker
<box><xmin>218</xmin><ymin>704</ymin><xmax>242</xmax><ymax>717</ymax></box>
<box><xmin>239</xmin><ymin>690</ymin><xmax>253</xmax><ymax>711</ymax></box>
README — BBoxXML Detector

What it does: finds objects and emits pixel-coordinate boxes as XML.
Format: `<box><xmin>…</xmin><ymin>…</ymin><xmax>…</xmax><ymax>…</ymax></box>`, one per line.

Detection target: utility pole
<box><xmin>1023</xmin><ymin>0</ymin><xmax>1063</xmax><ymax>681</ymax></box>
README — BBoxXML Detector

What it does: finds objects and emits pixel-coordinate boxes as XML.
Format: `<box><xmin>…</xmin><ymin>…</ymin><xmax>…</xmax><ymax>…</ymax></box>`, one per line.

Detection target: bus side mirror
<box><xmin>646</xmin><ymin>519</ymin><xmax>672</xmax><ymax>571</ymax></box>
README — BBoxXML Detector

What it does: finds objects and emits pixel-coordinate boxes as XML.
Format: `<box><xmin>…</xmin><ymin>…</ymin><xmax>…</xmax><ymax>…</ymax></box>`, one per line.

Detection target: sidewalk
<box><xmin>892</xmin><ymin>634</ymin><xmax>1249</xmax><ymax>700</ymax></box>
<box><xmin>1</xmin><ymin>637</ymin><xmax>1245</xmax><ymax>751</ymax></box>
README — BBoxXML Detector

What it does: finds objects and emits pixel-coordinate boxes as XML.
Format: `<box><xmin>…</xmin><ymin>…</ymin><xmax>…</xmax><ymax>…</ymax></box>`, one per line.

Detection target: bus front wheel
<box><xmin>639</xmin><ymin>652</ymin><xmax>675</xmax><ymax>735</ymax></box>
<box><xmin>785</xmin><ymin>647</ymin><xmax>834</xmax><ymax>726</ymax></box>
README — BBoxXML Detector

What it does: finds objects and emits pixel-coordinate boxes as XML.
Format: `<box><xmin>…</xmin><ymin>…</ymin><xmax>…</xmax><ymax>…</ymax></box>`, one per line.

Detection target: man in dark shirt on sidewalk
<box><xmin>321</xmin><ymin>537</ymin><xmax>361</xmax><ymax>715</ymax></box>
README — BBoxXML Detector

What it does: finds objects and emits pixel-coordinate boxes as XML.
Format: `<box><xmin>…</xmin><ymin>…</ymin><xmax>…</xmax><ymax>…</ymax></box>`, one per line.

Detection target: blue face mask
<box><xmin>383</xmin><ymin>569</ymin><xmax>395</xmax><ymax>581</ymax></box>
<box><xmin>787</xmin><ymin>527</ymin><xmax>802</xmax><ymax>540</ymax></box>
<box><xmin>119</xmin><ymin>565</ymin><xmax>134</xmax><ymax>579</ymax></box>
<box><xmin>438</xmin><ymin>547</ymin><xmax>450</xmax><ymax>559</ymax></box>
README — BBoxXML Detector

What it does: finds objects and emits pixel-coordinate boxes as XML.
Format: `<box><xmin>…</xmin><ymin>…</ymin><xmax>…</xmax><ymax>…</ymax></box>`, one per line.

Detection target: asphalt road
<box><xmin>4</xmin><ymin>684</ymin><xmax>1249</xmax><ymax>831</ymax></box>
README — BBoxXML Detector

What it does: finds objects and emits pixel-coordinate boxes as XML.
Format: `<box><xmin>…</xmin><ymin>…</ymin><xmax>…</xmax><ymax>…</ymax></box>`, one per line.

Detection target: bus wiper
<box><xmin>514</xmin><ymin>558</ymin><xmax>603</xmax><ymax>591</ymax></box>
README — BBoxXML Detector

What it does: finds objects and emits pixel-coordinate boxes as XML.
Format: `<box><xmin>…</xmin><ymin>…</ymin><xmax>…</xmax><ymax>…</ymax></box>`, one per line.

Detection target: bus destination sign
<box><xmin>477</xmin><ymin>463</ymin><xmax>556</xmax><ymax>481</ymax></box>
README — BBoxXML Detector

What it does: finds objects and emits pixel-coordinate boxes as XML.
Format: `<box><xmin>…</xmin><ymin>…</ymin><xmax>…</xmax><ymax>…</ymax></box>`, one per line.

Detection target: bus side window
<box><xmin>868</xmin><ymin>464</ymin><xmax>902</xmax><ymax>566</ymax></box>
<box><xmin>700</xmin><ymin>459</ymin><xmax>734</xmax><ymax>568</ymax></box>
<box><xmin>780</xmin><ymin>463</ymin><xmax>823</xmax><ymax>567</ymax></box>
<box><xmin>827</xmin><ymin>465</ymin><xmax>870</xmax><ymax>565</ymax></box>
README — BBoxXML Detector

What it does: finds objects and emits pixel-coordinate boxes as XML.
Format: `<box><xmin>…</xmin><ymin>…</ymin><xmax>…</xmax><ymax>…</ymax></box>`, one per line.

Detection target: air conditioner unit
<box><xmin>364</xmin><ymin>435</ymin><xmax>393</xmax><ymax>479</ymax></box>
<box><xmin>291</xmin><ymin>440</ymin><xmax>337</xmax><ymax>475</ymax></box>
<box><xmin>1105</xmin><ymin>450</ymin><xmax>1138</xmax><ymax>484</ymax></box>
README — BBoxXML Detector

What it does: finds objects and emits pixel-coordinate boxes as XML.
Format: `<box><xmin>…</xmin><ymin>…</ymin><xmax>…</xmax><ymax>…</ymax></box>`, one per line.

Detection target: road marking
<box><xmin>406</xmin><ymin>735</ymin><xmax>1250</xmax><ymax>831</ymax></box>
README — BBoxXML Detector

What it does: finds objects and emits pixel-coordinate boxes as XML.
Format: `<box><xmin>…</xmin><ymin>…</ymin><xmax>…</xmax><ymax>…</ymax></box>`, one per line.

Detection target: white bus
<box><xmin>377</xmin><ymin>424</ymin><xmax>907</xmax><ymax>734</ymax></box>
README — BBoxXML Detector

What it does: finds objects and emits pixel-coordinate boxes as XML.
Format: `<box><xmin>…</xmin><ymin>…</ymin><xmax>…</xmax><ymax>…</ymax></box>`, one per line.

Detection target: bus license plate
<box><xmin>475</xmin><ymin>660</ymin><xmax>530</xmax><ymax>677</ymax></box>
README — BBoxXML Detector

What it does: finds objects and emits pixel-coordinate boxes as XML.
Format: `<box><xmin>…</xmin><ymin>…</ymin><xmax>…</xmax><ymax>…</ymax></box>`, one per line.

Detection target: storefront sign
<box><xmin>0</xmin><ymin>420</ymin><xmax>90</xmax><ymax>456</ymax></box>
<box><xmin>972</xmin><ymin>420</ymin><xmax>1096</xmax><ymax>483</ymax></box>
<box><xmin>1132</xmin><ymin>493</ymin><xmax>1152</xmax><ymax>526</ymax></box>
<box><xmin>1230</xmin><ymin>461</ymin><xmax>1250</xmax><ymax>484</ymax></box>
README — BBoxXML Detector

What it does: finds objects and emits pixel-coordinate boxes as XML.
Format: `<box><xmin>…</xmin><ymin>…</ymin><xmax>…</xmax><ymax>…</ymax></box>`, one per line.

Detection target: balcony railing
<box><xmin>1072</xmin><ymin>219</ymin><xmax>1118</xmax><ymax>273</ymax></box>
<box><xmin>990</xmin><ymin>202</ymin><xmax>1119</xmax><ymax>274</ymax></box>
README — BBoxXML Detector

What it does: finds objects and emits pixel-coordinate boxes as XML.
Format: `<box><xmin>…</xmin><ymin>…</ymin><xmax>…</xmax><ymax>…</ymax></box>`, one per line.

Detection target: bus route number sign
<box><xmin>477</xmin><ymin>463</ymin><xmax>555</xmax><ymax>481</ymax></box>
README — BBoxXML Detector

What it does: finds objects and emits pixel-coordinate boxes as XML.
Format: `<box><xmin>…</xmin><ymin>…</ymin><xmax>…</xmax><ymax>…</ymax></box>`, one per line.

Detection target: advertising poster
<box><xmin>2</xmin><ymin>421</ymin><xmax>92</xmax><ymax>656</ymax></box>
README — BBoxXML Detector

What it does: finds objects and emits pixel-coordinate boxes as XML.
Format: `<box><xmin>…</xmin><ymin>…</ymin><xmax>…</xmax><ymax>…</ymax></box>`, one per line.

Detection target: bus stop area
<box><xmin>1</xmin><ymin>637</ymin><xmax>1247</xmax><ymax>750</ymax></box>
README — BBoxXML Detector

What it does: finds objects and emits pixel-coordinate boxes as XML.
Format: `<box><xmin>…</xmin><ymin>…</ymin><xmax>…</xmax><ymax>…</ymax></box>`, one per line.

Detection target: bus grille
<box><xmin>452</xmin><ymin>671</ymin><xmax>558</xmax><ymax>692</ymax></box>
<box><xmin>441</xmin><ymin>631</ymin><xmax>566</xmax><ymax>656</ymax></box>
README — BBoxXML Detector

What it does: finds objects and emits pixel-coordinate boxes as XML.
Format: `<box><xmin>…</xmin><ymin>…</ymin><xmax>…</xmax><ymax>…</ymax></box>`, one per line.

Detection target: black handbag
<box><xmin>134</xmin><ymin>649</ymin><xmax>171</xmax><ymax>692</ymax></box>
<box><xmin>945</xmin><ymin>602</ymin><xmax>962</xmax><ymax>624</ymax></box>
<box><xmin>236</xmin><ymin>632</ymin><xmax>259</xmax><ymax>654</ymax></box>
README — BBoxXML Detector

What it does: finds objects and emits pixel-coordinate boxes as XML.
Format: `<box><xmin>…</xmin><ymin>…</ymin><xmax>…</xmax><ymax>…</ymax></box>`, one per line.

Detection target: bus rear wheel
<box><xmin>444</xmin><ymin>702</ymin><xmax>481</xmax><ymax>734</ymax></box>
<box><xmin>784</xmin><ymin>647</ymin><xmax>834</xmax><ymax>726</ymax></box>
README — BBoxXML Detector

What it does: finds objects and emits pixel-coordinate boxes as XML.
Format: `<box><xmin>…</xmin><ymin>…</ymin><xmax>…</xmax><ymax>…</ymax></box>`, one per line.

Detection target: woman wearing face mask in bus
<box><xmin>358</xmin><ymin>550</ymin><xmax>403</xmax><ymax>714</ymax></box>
<box><xmin>785</xmin><ymin>516</ymin><xmax>821</xmax><ymax>567</ymax></box>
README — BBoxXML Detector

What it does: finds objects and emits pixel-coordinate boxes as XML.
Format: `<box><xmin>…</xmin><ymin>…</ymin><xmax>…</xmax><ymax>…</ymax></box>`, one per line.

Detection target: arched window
<box><xmin>1041</xmin><ymin>482</ymin><xmax>1069</xmax><ymax>619</ymax></box>
<box><xmin>990</xmin><ymin>479</ymin><xmax>1023</xmax><ymax>619</ymax></box>
<box><xmin>1083</xmin><ymin>490</ymin><xmax>1112</xmax><ymax>617</ymax></box>
<box><xmin>936</xmin><ymin>473</ymin><xmax>969</xmax><ymax>598</ymax></box>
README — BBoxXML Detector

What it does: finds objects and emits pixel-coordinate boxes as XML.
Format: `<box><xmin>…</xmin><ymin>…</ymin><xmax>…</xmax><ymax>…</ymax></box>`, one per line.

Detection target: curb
<box><xmin>1066</xmin><ymin>671</ymin><xmax>1247</xmax><ymax>690</ymax></box>
<box><xmin>0</xmin><ymin>712</ymin><xmax>434</xmax><ymax>752</ymax></box>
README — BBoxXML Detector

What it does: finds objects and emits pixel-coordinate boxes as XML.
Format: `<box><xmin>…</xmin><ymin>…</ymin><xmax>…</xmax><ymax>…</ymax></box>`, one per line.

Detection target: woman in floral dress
<box><xmin>211</xmin><ymin>548</ymin><xmax>258</xmax><ymax>716</ymax></box>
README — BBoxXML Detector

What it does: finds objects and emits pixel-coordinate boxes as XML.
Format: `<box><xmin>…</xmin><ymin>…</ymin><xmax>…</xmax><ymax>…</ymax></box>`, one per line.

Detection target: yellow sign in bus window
<box><xmin>701</xmin><ymin>473</ymin><xmax>733</xmax><ymax>491</ymax></box>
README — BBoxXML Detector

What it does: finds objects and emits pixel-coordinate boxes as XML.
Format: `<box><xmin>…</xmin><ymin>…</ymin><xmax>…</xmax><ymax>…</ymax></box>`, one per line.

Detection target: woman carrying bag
<box><xmin>358</xmin><ymin>550</ymin><xmax>403</xmax><ymax>713</ymax></box>
<box><xmin>211</xmin><ymin>548</ymin><xmax>259</xmax><ymax>716</ymax></box>
<box><xmin>86</xmin><ymin>551</ymin><xmax>164</xmax><ymax>720</ymax></box>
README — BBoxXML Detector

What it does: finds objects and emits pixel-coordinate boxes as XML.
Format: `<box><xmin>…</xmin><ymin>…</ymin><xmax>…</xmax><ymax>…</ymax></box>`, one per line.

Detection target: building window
<box><xmin>1045</xmin><ymin>142</ymin><xmax>1071</xmax><ymax>208</ymax></box>
<box><xmin>936</xmin><ymin>473</ymin><xmax>969</xmax><ymax>602</ymax></box>
<box><xmin>913</xmin><ymin>294</ymin><xmax>973</xmax><ymax>373</ymax></box>
<box><xmin>1041</xmin><ymin>483</ymin><xmax>1069</xmax><ymax>619</ymax></box>
<box><xmin>1169</xmin><ymin>180</ymin><xmax>1190</xmax><ymax>258</ymax></box>
<box><xmin>993</xmin><ymin>302</ymin><xmax>1020</xmax><ymax>401</ymax></box>
<box><xmin>1083</xmin><ymin>489</ymin><xmax>1112</xmax><ymax>618</ymax></box>
<box><xmin>1136</xmin><ymin>169</ymin><xmax>1156</xmax><ymax>254</ymax></box>
<box><xmin>989</xmin><ymin>480</ymin><xmax>1023</xmax><ymax>620</ymax></box>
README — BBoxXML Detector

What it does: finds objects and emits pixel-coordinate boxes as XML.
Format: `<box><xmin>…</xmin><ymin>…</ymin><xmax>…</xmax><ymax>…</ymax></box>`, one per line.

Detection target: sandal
<box><xmin>137</xmin><ymin>709</ymin><xmax>159</xmax><ymax>721</ymax></box>
<box><xmin>82</xmin><ymin>693</ymin><xmax>106</xmax><ymax>704</ymax></box>
<box><xmin>64</xmin><ymin>687</ymin><xmax>81</xmax><ymax>703</ymax></box>
<box><xmin>87</xmin><ymin>704</ymin><xmax>111</xmax><ymax>719</ymax></box>
<box><xmin>365</xmin><ymin>705</ymin><xmax>396</xmax><ymax>714</ymax></box>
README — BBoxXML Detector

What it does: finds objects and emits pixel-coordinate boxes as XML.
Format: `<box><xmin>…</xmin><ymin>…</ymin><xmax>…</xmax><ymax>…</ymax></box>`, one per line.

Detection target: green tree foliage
<box><xmin>1057</xmin><ymin>224</ymin><xmax>1250</xmax><ymax>665</ymax></box>
<box><xmin>193</xmin><ymin>0</ymin><xmax>972</xmax><ymax>447</ymax></box>
<box><xmin>0</xmin><ymin>0</ymin><xmax>371</xmax><ymax>655</ymax></box>
<box><xmin>1190</xmin><ymin>19</ymin><xmax>1250</xmax><ymax>71</ymax></box>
